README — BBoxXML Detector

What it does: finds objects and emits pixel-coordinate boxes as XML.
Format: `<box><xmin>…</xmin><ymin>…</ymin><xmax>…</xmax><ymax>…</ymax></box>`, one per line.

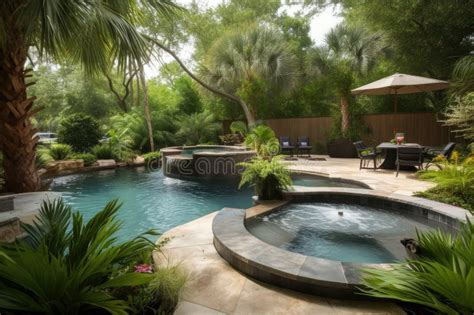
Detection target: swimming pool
<box><xmin>49</xmin><ymin>168</ymin><xmax>367</xmax><ymax>240</ymax></box>
<box><xmin>50</xmin><ymin>167</ymin><xmax>253</xmax><ymax>240</ymax></box>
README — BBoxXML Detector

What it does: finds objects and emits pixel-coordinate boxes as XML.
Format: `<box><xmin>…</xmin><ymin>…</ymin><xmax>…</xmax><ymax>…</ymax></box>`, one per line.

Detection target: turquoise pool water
<box><xmin>247</xmin><ymin>202</ymin><xmax>443</xmax><ymax>263</ymax></box>
<box><xmin>50</xmin><ymin>167</ymin><xmax>253</xmax><ymax>240</ymax></box>
<box><xmin>181</xmin><ymin>146</ymin><xmax>234</xmax><ymax>157</ymax></box>
<box><xmin>49</xmin><ymin>168</ymin><xmax>366</xmax><ymax>241</ymax></box>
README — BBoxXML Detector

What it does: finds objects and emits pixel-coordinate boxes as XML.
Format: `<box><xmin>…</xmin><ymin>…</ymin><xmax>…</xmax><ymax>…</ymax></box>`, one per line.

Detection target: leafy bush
<box><xmin>239</xmin><ymin>157</ymin><xmax>292</xmax><ymax>200</ymax></box>
<box><xmin>361</xmin><ymin>217</ymin><xmax>474</xmax><ymax>314</ymax></box>
<box><xmin>48</xmin><ymin>143</ymin><xmax>72</xmax><ymax>160</ymax></box>
<box><xmin>230</xmin><ymin>121</ymin><xmax>248</xmax><ymax>137</ymax></box>
<box><xmin>143</xmin><ymin>151</ymin><xmax>161</xmax><ymax>162</ymax></box>
<box><xmin>129</xmin><ymin>265</ymin><xmax>187</xmax><ymax>314</ymax></box>
<box><xmin>92</xmin><ymin>143</ymin><xmax>115</xmax><ymax>160</ymax></box>
<box><xmin>71</xmin><ymin>153</ymin><xmax>97</xmax><ymax>166</ymax></box>
<box><xmin>244</xmin><ymin>125</ymin><xmax>280</xmax><ymax>159</ymax></box>
<box><xmin>36</xmin><ymin>146</ymin><xmax>53</xmax><ymax>168</ymax></box>
<box><xmin>58</xmin><ymin>113</ymin><xmax>102</xmax><ymax>152</ymax></box>
<box><xmin>0</xmin><ymin>198</ymin><xmax>162</xmax><ymax>314</ymax></box>
<box><xmin>416</xmin><ymin>152</ymin><xmax>474</xmax><ymax>212</ymax></box>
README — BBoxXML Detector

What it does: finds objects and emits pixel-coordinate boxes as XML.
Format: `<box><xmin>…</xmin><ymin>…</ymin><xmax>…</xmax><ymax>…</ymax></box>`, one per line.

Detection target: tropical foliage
<box><xmin>0</xmin><ymin>198</ymin><xmax>186</xmax><ymax>314</ymax></box>
<box><xmin>203</xmin><ymin>24</ymin><xmax>298</xmax><ymax>124</ymax></box>
<box><xmin>244</xmin><ymin>125</ymin><xmax>280</xmax><ymax>159</ymax></box>
<box><xmin>239</xmin><ymin>156</ymin><xmax>292</xmax><ymax>200</ymax></box>
<box><xmin>0</xmin><ymin>0</ymin><xmax>179</xmax><ymax>192</ymax></box>
<box><xmin>361</xmin><ymin>217</ymin><xmax>474</xmax><ymax>314</ymax></box>
<box><xmin>176</xmin><ymin>111</ymin><xmax>221</xmax><ymax>145</ymax></box>
<box><xmin>308</xmin><ymin>23</ymin><xmax>388</xmax><ymax>136</ymax></box>
<box><xmin>416</xmin><ymin>153</ymin><xmax>474</xmax><ymax>212</ymax></box>
<box><xmin>58</xmin><ymin>114</ymin><xmax>102</xmax><ymax>152</ymax></box>
<box><xmin>71</xmin><ymin>153</ymin><xmax>97</xmax><ymax>167</ymax></box>
<box><xmin>48</xmin><ymin>144</ymin><xmax>73</xmax><ymax>161</ymax></box>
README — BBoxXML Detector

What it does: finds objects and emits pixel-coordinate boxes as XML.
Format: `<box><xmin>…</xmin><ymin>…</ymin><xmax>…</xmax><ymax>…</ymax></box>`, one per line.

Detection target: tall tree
<box><xmin>339</xmin><ymin>0</ymin><xmax>474</xmax><ymax>78</ymax></box>
<box><xmin>309</xmin><ymin>24</ymin><xmax>388</xmax><ymax>135</ymax></box>
<box><xmin>202</xmin><ymin>25</ymin><xmax>298</xmax><ymax>124</ymax></box>
<box><xmin>0</xmin><ymin>0</ymin><xmax>178</xmax><ymax>192</ymax></box>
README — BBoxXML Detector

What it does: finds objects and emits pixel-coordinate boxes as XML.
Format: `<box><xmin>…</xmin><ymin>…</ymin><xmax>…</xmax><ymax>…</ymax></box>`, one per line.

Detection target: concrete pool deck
<box><xmin>153</xmin><ymin>156</ymin><xmax>444</xmax><ymax>314</ymax></box>
<box><xmin>154</xmin><ymin>212</ymin><xmax>405</xmax><ymax>315</ymax></box>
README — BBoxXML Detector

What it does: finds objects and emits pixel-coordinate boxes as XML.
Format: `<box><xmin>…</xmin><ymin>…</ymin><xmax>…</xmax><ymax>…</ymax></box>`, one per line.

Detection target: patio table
<box><xmin>376</xmin><ymin>142</ymin><xmax>423</xmax><ymax>170</ymax></box>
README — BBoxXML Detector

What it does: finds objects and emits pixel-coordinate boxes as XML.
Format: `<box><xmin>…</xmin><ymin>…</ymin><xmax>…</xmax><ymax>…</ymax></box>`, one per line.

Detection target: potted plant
<box><xmin>238</xmin><ymin>157</ymin><xmax>292</xmax><ymax>200</ymax></box>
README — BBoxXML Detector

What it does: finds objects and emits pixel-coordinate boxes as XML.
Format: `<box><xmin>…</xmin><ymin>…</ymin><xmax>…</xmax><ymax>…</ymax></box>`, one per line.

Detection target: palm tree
<box><xmin>0</xmin><ymin>0</ymin><xmax>177</xmax><ymax>192</ymax></box>
<box><xmin>202</xmin><ymin>25</ymin><xmax>298</xmax><ymax>126</ymax></box>
<box><xmin>176</xmin><ymin>111</ymin><xmax>220</xmax><ymax>145</ymax></box>
<box><xmin>309</xmin><ymin>24</ymin><xmax>388</xmax><ymax>135</ymax></box>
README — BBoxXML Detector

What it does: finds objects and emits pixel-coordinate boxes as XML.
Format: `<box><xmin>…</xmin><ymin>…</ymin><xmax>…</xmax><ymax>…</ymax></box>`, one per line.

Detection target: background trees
<box><xmin>202</xmin><ymin>25</ymin><xmax>298</xmax><ymax>123</ymax></box>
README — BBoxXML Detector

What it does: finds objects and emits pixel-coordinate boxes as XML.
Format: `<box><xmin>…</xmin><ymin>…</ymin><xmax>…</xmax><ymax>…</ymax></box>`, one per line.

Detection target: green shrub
<box><xmin>48</xmin><ymin>143</ymin><xmax>72</xmax><ymax>160</ymax></box>
<box><xmin>230</xmin><ymin>121</ymin><xmax>248</xmax><ymax>137</ymax></box>
<box><xmin>143</xmin><ymin>151</ymin><xmax>161</xmax><ymax>162</ymax></box>
<box><xmin>36</xmin><ymin>147</ymin><xmax>53</xmax><ymax>168</ymax></box>
<box><xmin>176</xmin><ymin>111</ymin><xmax>220</xmax><ymax>145</ymax></box>
<box><xmin>361</xmin><ymin>217</ymin><xmax>474</xmax><ymax>314</ymax></box>
<box><xmin>244</xmin><ymin>125</ymin><xmax>280</xmax><ymax>159</ymax></box>
<box><xmin>238</xmin><ymin>157</ymin><xmax>292</xmax><ymax>200</ymax></box>
<box><xmin>92</xmin><ymin>144</ymin><xmax>115</xmax><ymax>160</ymax></box>
<box><xmin>415</xmin><ymin>152</ymin><xmax>474</xmax><ymax>212</ymax></box>
<box><xmin>58</xmin><ymin>113</ymin><xmax>102</xmax><ymax>152</ymax></box>
<box><xmin>129</xmin><ymin>265</ymin><xmax>187</xmax><ymax>314</ymax></box>
<box><xmin>71</xmin><ymin>153</ymin><xmax>97</xmax><ymax>166</ymax></box>
<box><xmin>0</xmin><ymin>198</ymin><xmax>161</xmax><ymax>314</ymax></box>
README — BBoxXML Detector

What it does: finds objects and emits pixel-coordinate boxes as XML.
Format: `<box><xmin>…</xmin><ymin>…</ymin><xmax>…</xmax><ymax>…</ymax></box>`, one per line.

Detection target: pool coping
<box><xmin>212</xmin><ymin>189</ymin><xmax>471</xmax><ymax>299</ymax></box>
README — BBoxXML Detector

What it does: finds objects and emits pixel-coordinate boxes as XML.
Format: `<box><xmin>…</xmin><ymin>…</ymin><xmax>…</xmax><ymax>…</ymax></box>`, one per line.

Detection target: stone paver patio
<box><xmin>154</xmin><ymin>156</ymin><xmax>439</xmax><ymax>314</ymax></box>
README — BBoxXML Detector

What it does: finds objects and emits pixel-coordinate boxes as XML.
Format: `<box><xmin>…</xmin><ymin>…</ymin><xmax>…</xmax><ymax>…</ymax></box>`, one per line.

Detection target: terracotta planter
<box><xmin>327</xmin><ymin>139</ymin><xmax>357</xmax><ymax>158</ymax></box>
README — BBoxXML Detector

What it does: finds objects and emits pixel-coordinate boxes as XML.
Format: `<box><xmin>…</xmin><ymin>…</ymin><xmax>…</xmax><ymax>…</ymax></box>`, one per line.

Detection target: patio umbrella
<box><xmin>351</xmin><ymin>73</ymin><xmax>449</xmax><ymax>113</ymax></box>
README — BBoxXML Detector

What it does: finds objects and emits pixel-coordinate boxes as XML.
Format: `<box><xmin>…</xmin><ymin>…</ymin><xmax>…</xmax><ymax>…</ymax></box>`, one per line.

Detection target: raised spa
<box><xmin>212</xmin><ymin>189</ymin><xmax>469</xmax><ymax>298</ymax></box>
<box><xmin>161</xmin><ymin>145</ymin><xmax>255</xmax><ymax>179</ymax></box>
<box><xmin>246</xmin><ymin>202</ymin><xmax>447</xmax><ymax>264</ymax></box>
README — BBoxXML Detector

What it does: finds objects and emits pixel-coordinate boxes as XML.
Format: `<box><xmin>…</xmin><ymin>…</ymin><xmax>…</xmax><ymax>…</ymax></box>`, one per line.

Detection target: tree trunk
<box><xmin>0</xmin><ymin>32</ymin><xmax>41</xmax><ymax>192</ymax></box>
<box><xmin>239</xmin><ymin>99</ymin><xmax>256</xmax><ymax>127</ymax></box>
<box><xmin>340</xmin><ymin>95</ymin><xmax>350</xmax><ymax>136</ymax></box>
<box><xmin>151</xmin><ymin>40</ymin><xmax>257</xmax><ymax>127</ymax></box>
<box><xmin>138</xmin><ymin>65</ymin><xmax>155</xmax><ymax>152</ymax></box>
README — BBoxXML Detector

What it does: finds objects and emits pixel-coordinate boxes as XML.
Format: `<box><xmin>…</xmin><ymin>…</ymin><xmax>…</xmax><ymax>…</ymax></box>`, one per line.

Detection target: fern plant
<box><xmin>361</xmin><ymin>217</ymin><xmax>474</xmax><ymax>314</ymax></box>
<box><xmin>238</xmin><ymin>156</ymin><xmax>292</xmax><ymax>200</ymax></box>
<box><xmin>48</xmin><ymin>143</ymin><xmax>73</xmax><ymax>160</ymax></box>
<box><xmin>0</xmin><ymin>198</ymin><xmax>159</xmax><ymax>314</ymax></box>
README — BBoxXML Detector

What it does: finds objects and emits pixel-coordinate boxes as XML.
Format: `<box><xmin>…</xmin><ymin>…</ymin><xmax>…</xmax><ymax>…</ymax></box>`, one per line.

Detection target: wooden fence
<box><xmin>224</xmin><ymin>112</ymin><xmax>452</xmax><ymax>148</ymax></box>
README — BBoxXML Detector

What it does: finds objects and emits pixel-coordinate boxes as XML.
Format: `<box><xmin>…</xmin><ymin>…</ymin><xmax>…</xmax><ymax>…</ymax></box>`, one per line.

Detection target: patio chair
<box><xmin>279</xmin><ymin>136</ymin><xmax>295</xmax><ymax>157</ymax></box>
<box><xmin>396</xmin><ymin>146</ymin><xmax>424</xmax><ymax>177</ymax></box>
<box><xmin>296</xmin><ymin>137</ymin><xmax>312</xmax><ymax>157</ymax></box>
<box><xmin>353</xmin><ymin>141</ymin><xmax>380</xmax><ymax>170</ymax></box>
<box><xmin>424</xmin><ymin>142</ymin><xmax>456</xmax><ymax>169</ymax></box>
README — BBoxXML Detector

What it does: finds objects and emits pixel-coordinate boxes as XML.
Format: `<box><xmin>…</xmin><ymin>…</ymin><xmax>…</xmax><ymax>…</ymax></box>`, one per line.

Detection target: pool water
<box><xmin>290</xmin><ymin>174</ymin><xmax>365</xmax><ymax>188</ymax></box>
<box><xmin>49</xmin><ymin>169</ymin><xmax>367</xmax><ymax>241</ymax></box>
<box><xmin>181</xmin><ymin>147</ymin><xmax>233</xmax><ymax>157</ymax></box>
<box><xmin>50</xmin><ymin>167</ymin><xmax>253</xmax><ymax>240</ymax></box>
<box><xmin>246</xmin><ymin>202</ymin><xmax>445</xmax><ymax>263</ymax></box>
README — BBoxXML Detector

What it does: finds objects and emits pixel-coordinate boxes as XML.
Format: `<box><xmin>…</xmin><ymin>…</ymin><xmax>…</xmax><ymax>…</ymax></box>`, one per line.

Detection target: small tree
<box><xmin>58</xmin><ymin>114</ymin><xmax>102</xmax><ymax>152</ymax></box>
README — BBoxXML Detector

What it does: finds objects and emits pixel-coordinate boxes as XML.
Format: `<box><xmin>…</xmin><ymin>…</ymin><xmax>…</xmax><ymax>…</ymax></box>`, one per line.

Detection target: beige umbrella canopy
<box><xmin>351</xmin><ymin>73</ymin><xmax>449</xmax><ymax>112</ymax></box>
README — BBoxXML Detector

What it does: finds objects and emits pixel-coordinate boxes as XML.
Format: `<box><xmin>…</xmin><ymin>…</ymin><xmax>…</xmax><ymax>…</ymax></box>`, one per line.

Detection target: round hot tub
<box><xmin>212</xmin><ymin>188</ymin><xmax>469</xmax><ymax>299</ymax></box>
<box><xmin>161</xmin><ymin>145</ymin><xmax>255</xmax><ymax>179</ymax></box>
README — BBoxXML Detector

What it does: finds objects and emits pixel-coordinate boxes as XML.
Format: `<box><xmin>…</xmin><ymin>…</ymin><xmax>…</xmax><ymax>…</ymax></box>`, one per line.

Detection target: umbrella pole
<box><xmin>394</xmin><ymin>89</ymin><xmax>398</xmax><ymax>113</ymax></box>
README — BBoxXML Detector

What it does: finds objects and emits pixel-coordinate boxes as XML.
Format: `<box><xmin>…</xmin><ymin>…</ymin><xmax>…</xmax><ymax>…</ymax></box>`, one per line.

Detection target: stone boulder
<box><xmin>128</xmin><ymin>155</ymin><xmax>145</xmax><ymax>166</ymax></box>
<box><xmin>96</xmin><ymin>159</ymin><xmax>116</xmax><ymax>168</ymax></box>
<box><xmin>44</xmin><ymin>159</ymin><xmax>84</xmax><ymax>176</ymax></box>
<box><xmin>0</xmin><ymin>217</ymin><xmax>24</xmax><ymax>243</ymax></box>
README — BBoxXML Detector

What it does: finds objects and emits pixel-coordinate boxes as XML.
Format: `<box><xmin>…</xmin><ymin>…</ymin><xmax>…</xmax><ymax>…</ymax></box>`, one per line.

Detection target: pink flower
<box><xmin>134</xmin><ymin>264</ymin><xmax>153</xmax><ymax>273</ymax></box>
